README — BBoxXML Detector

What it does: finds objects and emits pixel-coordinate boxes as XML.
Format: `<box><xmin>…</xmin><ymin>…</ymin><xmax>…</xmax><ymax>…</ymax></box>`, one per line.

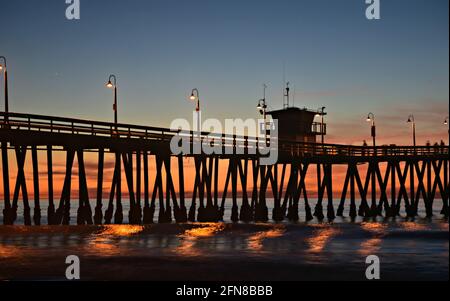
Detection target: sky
<box><xmin>0</xmin><ymin>0</ymin><xmax>448</xmax><ymax>145</ymax></box>
<box><xmin>0</xmin><ymin>0</ymin><xmax>449</xmax><ymax>199</ymax></box>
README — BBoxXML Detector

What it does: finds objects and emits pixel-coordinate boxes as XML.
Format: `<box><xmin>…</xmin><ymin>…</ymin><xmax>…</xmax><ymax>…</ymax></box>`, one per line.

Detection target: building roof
<box><xmin>267</xmin><ymin>106</ymin><xmax>327</xmax><ymax>115</ymax></box>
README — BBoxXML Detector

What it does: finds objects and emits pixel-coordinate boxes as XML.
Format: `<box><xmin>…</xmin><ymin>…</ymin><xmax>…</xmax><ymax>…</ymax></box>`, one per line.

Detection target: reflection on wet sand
<box><xmin>182</xmin><ymin>223</ymin><xmax>225</xmax><ymax>238</ymax></box>
<box><xmin>0</xmin><ymin>221</ymin><xmax>448</xmax><ymax>280</ymax></box>
<box><xmin>437</xmin><ymin>223</ymin><xmax>450</xmax><ymax>231</ymax></box>
<box><xmin>359</xmin><ymin>238</ymin><xmax>383</xmax><ymax>256</ymax></box>
<box><xmin>87</xmin><ymin>225</ymin><xmax>145</xmax><ymax>256</ymax></box>
<box><xmin>361</xmin><ymin>222</ymin><xmax>388</xmax><ymax>234</ymax></box>
<box><xmin>0</xmin><ymin>245</ymin><xmax>24</xmax><ymax>258</ymax></box>
<box><xmin>88</xmin><ymin>239</ymin><xmax>122</xmax><ymax>256</ymax></box>
<box><xmin>400</xmin><ymin>222</ymin><xmax>428</xmax><ymax>231</ymax></box>
<box><xmin>358</xmin><ymin>223</ymin><xmax>388</xmax><ymax>255</ymax></box>
<box><xmin>175</xmin><ymin>223</ymin><xmax>225</xmax><ymax>256</ymax></box>
<box><xmin>99</xmin><ymin>225</ymin><xmax>144</xmax><ymax>236</ymax></box>
<box><xmin>306</xmin><ymin>225</ymin><xmax>339</xmax><ymax>253</ymax></box>
<box><xmin>247</xmin><ymin>225</ymin><xmax>286</xmax><ymax>252</ymax></box>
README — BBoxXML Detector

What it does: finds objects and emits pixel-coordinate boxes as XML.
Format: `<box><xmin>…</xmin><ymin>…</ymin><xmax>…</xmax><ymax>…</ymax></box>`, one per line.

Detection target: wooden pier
<box><xmin>0</xmin><ymin>111</ymin><xmax>448</xmax><ymax>225</ymax></box>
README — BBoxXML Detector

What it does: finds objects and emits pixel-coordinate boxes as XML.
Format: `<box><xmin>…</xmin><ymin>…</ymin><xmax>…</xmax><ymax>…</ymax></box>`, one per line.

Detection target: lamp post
<box><xmin>105</xmin><ymin>75</ymin><xmax>118</xmax><ymax>129</ymax></box>
<box><xmin>445</xmin><ymin>116</ymin><xmax>449</xmax><ymax>145</ymax></box>
<box><xmin>257</xmin><ymin>98</ymin><xmax>267</xmax><ymax>138</ymax></box>
<box><xmin>366</xmin><ymin>112</ymin><xmax>376</xmax><ymax>148</ymax></box>
<box><xmin>0</xmin><ymin>56</ymin><xmax>9</xmax><ymax>123</ymax></box>
<box><xmin>189</xmin><ymin>88</ymin><xmax>201</xmax><ymax>135</ymax></box>
<box><xmin>316</xmin><ymin>106</ymin><xmax>326</xmax><ymax>145</ymax></box>
<box><xmin>257</xmin><ymin>84</ymin><xmax>268</xmax><ymax>140</ymax></box>
<box><xmin>189</xmin><ymin>88</ymin><xmax>200</xmax><ymax>112</ymax></box>
<box><xmin>407</xmin><ymin>114</ymin><xmax>416</xmax><ymax>148</ymax></box>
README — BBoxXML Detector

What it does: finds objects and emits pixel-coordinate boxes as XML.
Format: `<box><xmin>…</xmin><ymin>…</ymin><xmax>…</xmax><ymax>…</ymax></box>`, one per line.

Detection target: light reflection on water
<box><xmin>175</xmin><ymin>223</ymin><xmax>225</xmax><ymax>256</ymax></box>
<box><xmin>361</xmin><ymin>222</ymin><xmax>388</xmax><ymax>234</ymax></box>
<box><xmin>247</xmin><ymin>225</ymin><xmax>286</xmax><ymax>252</ymax></box>
<box><xmin>87</xmin><ymin>239</ymin><xmax>121</xmax><ymax>256</ymax></box>
<box><xmin>359</xmin><ymin>237</ymin><xmax>383</xmax><ymax>256</ymax></box>
<box><xmin>358</xmin><ymin>223</ymin><xmax>388</xmax><ymax>256</ymax></box>
<box><xmin>438</xmin><ymin>223</ymin><xmax>449</xmax><ymax>231</ymax></box>
<box><xmin>306</xmin><ymin>225</ymin><xmax>340</xmax><ymax>254</ymax></box>
<box><xmin>99</xmin><ymin>225</ymin><xmax>145</xmax><ymax>236</ymax></box>
<box><xmin>86</xmin><ymin>225</ymin><xmax>145</xmax><ymax>256</ymax></box>
<box><xmin>0</xmin><ymin>244</ymin><xmax>24</xmax><ymax>258</ymax></box>
<box><xmin>399</xmin><ymin>222</ymin><xmax>428</xmax><ymax>231</ymax></box>
<box><xmin>0</xmin><ymin>221</ymin><xmax>448</xmax><ymax>280</ymax></box>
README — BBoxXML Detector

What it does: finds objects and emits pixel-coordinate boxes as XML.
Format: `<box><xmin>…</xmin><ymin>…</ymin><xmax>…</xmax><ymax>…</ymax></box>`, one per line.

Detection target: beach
<box><xmin>0</xmin><ymin>220</ymin><xmax>448</xmax><ymax>281</ymax></box>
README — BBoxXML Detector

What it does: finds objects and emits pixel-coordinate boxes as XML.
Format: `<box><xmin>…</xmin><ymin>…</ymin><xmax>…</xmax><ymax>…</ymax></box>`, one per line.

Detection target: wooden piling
<box><xmin>94</xmin><ymin>148</ymin><xmax>104</xmax><ymax>224</ymax></box>
<box><xmin>1</xmin><ymin>141</ymin><xmax>11</xmax><ymax>225</ymax></box>
<box><xmin>32</xmin><ymin>146</ymin><xmax>41</xmax><ymax>225</ymax></box>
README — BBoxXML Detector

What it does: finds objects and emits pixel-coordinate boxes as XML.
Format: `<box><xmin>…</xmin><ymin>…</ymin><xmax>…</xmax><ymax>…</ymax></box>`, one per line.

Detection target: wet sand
<box><xmin>0</xmin><ymin>221</ymin><xmax>448</xmax><ymax>281</ymax></box>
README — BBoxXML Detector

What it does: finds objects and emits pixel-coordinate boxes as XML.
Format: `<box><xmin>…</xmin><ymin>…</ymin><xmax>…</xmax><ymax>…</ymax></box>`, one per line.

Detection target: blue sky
<box><xmin>0</xmin><ymin>0</ymin><xmax>448</xmax><ymax>144</ymax></box>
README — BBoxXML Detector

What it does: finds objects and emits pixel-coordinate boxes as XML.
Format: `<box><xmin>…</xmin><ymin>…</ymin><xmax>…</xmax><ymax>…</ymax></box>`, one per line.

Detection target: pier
<box><xmin>0</xmin><ymin>111</ymin><xmax>448</xmax><ymax>225</ymax></box>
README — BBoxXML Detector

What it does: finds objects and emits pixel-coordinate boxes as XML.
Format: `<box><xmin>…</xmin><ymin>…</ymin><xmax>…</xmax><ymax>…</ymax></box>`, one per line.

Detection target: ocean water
<box><xmin>0</xmin><ymin>199</ymin><xmax>448</xmax><ymax>281</ymax></box>
<box><xmin>4</xmin><ymin>198</ymin><xmax>449</xmax><ymax>225</ymax></box>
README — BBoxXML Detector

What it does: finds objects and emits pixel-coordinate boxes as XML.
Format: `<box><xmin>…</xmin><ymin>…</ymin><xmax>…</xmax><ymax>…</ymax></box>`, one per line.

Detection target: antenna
<box><xmin>282</xmin><ymin>61</ymin><xmax>286</xmax><ymax>109</ymax></box>
<box><xmin>284</xmin><ymin>82</ymin><xmax>290</xmax><ymax>109</ymax></box>
<box><xmin>292</xmin><ymin>87</ymin><xmax>295</xmax><ymax>108</ymax></box>
<box><xmin>263</xmin><ymin>83</ymin><xmax>267</xmax><ymax>100</ymax></box>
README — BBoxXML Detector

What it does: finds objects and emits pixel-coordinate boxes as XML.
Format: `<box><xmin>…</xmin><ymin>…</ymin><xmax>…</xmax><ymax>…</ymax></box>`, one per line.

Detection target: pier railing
<box><xmin>0</xmin><ymin>112</ymin><xmax>448</xmax><ymax>158</ymax></box>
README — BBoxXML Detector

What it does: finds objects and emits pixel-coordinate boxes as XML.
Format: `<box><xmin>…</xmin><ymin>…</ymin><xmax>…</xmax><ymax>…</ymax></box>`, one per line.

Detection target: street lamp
<box><xmin>316</xmin><ymin>106</ymin><xmax>326</xmax><ymax>145</ymax></box>
<box><xmin>0</xmin><ymin>56</ymin><xmax>9</xmax><ymax>122</ymax></box>
<box><xmin>257</xmin><ymin>84</ymin><xmax>268</xmax><ymax>118</ymax></box>
<box><xmin>105</xmin><ymin>75</ymin><xmax>118</xmax><ymax>128</ymax></box>
<box><xmin>257</xmin><ymin>98</ymin><xmax>267</xmax><ymax>138</ymax></box>
<box><xmin>190</xmin><ymin>88</ymin><xmax>200</xmax><ymax>112</ymax></box>
<box><xmin>189</xmin><ymin>88</ymin><xmax>201</xmax><ymax>135</ymax></box>
<box><xmin>407</xmin><ymin>114</ymin><xmax>416</xmax><ymax>148</ymax></box>
<box><xmin>366</xmin><ymin>112</ymin><xmax>376</xmax><ymax>147</ymax></box>
<box><xmin>257</xmin><ymin>99</ymin><xmax>267</xmax><ymax>118</ymax></box>
<box><xmin>445</xmin><ymin>116</ymin><xmax>449</xmax><ymax>145</ymax></box>
<box><xmin>257</xmin><ymin>84</ymin><xmax>268</xmax><ymax>140</ymax></box>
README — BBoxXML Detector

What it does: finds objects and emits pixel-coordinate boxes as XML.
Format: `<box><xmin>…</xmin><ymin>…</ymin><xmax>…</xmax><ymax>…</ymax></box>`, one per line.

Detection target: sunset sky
<box><xmin>0</xmin><ymin>0</ymin><xmax>449</xmax><ymax>198</ymax></box>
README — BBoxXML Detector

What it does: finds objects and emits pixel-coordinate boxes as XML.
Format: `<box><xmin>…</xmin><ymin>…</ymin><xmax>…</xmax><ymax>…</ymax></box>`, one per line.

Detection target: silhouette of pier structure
<box><xmin>0</xmin><ymin>111</ymin><xmax>448</xmax><ymax>225</ymax></box>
